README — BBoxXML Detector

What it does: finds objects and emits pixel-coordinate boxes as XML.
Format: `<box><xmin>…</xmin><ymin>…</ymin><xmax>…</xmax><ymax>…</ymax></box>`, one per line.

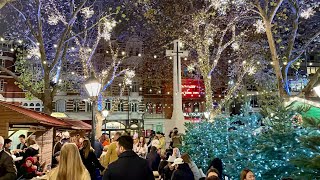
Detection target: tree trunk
<box><xmin>203</xmin><ymin>75</ymin><xmax>213</xmax><ymax>114</ymax></box>
<box><xmin>42</xmin><ymin>94</ymin><xmax>53</xmax><ymax>114</ymax></box>
<box><xmin>264</xmin><ymin>21</ymin><xmax>287</xmax><ymax>98</ymax></box>
<box><xmin>95</xmin><ymin>111</ymin><xmax>103</xmax><ymax>138</ymax></box>
<box><xmin>42</xmin><ymin>72</ymin><xmax>53</xmax><ymax>114</ymax></box>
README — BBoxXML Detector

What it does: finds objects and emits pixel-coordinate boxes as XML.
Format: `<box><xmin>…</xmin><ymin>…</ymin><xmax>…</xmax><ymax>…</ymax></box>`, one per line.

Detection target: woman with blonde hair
<box><xmin>46</xmin><ymin>143</ymin><xmax>90</xmax><ymax>180</ymax></box>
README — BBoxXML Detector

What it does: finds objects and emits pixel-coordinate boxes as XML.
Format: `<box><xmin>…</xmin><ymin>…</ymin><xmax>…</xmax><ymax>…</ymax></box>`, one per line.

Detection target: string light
<box><xmin>228</xmin><ymin>60</ymin><xmax>232</xmax><ymax>63</ymax></box>
<box><xmin>0</xmin><ymin>37</ymin><xmax>4</xmax><ymax>41</ymax></box>
<box><xmin>154</xmin><ymin>55</ymin><xmax>157</xmax><ymax>59</ymax></box>
<box><xmin>138</xmin><ymin>53</ymin><xmax>141</xmax><ymax>57</ymax></box>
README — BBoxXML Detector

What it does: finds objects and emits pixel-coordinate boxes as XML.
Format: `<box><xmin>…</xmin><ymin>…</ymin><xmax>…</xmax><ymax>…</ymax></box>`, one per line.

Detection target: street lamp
<box><xmin>84</xmin><ymin>72</ymin><xmax>102</xmax><ymax>147</ymax></box>
<box><xmin>102</xmin><ymin>110</ymin><xmax>109</xmax><ymax>134</ymax></box>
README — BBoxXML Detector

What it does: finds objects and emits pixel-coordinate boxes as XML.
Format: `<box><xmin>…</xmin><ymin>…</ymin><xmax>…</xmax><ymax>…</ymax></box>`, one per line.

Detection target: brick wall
<box><xmin>35</xmin><ymin>128</ymin><xmax>53</xmax><ymax>166</ymax></box>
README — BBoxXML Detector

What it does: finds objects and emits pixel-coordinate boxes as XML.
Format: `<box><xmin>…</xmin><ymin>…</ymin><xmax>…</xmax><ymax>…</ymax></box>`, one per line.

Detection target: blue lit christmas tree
<box><xmin>290</xmin><ymin>117</ymin><xmax>320</xmax><ymax>179</ymax></box>
<box><xmin>182</xmin><ymin>102</ymin><xmax>313</xmax><ymax>179</ymax></box>
<box><xmin>182</xmin><ymin>103</ymin><xmax>262</xmax><ymax>178</ymax></box>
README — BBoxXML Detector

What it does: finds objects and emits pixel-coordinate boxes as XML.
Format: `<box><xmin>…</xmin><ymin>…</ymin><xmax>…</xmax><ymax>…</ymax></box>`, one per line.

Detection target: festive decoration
<box><xmin>182</xmin><ymin>101</ymin><xmax>315</xmax><ymax>179</ymax></box>
<box><xmin>290</xmin><ymin>117</ymin><xmax>320</xmax><ymax>179</ymax></box>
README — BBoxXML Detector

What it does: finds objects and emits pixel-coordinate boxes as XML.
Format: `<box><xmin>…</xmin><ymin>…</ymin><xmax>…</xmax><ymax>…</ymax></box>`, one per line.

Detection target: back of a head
<box><xmin>206</xmin><ymin>176</ymin><xmax>220</xmax><ymax>180</ymax></box>
<box><xmin>27</xmin><ymin>139</ymin><xmax>36</xmax><ymax>146</ymax></box>
<box><xmin>57</xmin><ymin>143</ymin><xmax>86</xmax><ymax>180</ymax></box>
<box><xmin>208</xmin><ymin>158</ymin><xmax>223</xmax><ymax>177</ymax></box>
<box><xmin>114</xmin><ymin>132</ymin><xmax>122</xmax><ymax>140</ymax></box>
<box><xmin>207</xmin><ymin>168</ymin><xmax>220</xmax><ymax>179</ymax></box>
<box><xmin>117</xmin><ymin>135</ymin><xmax>133</xmax><ymax>150</ymax></box>
<box><xmin>150</xmin><ymin>146</ymin><xmax>157</xmax><ymax>153</ymax></box>
<box><xmin>181</xmin><ymin>153</ymin><xmax>192</xmax><ymax>163</ymax></box>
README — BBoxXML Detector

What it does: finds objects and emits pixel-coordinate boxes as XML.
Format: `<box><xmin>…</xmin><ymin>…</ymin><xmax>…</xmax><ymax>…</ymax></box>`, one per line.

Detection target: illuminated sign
<box><xmin>182</xmin><ymin>79</ymin><xmax>205</xmax><ymax>99</ymax></box>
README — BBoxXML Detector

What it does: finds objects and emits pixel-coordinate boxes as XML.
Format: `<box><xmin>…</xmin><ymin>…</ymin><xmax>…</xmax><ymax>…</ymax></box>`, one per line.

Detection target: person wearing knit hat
<box><xmin>17</xmin><ymin>157</ymin><xmax>37</xmax><ymax>179</ymax></box>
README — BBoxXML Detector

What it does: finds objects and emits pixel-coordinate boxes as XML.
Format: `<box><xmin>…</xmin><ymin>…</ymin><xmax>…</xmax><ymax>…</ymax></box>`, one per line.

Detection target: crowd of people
<box><xmin>0</xmin><ymin>128</ymin><xmax>258</xmax><ymax>180</ymax></box>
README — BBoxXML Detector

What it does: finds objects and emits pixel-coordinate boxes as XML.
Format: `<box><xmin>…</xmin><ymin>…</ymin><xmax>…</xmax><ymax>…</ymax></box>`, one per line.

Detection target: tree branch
<box><xmin>0</xmin><ymin>65</ymin><xmax>42</xmax><ymax>99</ymax></box>
<box><xmin>269</xmin><ymin>0</ymin><xmax>285</xmax><ymax>22</ymax></box>
<box><xmin>50</xmin><ymin>0</ymin><xmax>88</xmax><ymax>71</ymax></box>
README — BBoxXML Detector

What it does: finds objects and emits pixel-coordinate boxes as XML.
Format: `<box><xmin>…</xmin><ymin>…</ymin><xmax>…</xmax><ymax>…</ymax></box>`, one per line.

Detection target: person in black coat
<box><xmin>0</xmin><ymin>136</ymin><xmax>17</xmax><ymax>180</ymax></box>
<box><xmin>22</xmin><ymin>139</ymin><xmax>40</xmax><ymax>162</ymax></box>
<box><xmin>103</xmin><ymin>135</ymin><xmax>154</xmax><ymax>180</ymax></box>
<box><xmin>17</xmin><ymin>135</ymin><xmax>27</xmax><ymax>150</ymax></box>
<box><xmin>146</xmin><ymin>146</ymin><xmax>161</xmax><ymax>171</ymax></box>
<box><xmin>80</xmin><ymin>139</ymin><xmax>105</xmax><ymax>180</ymax></box>
<box><xmin>171</xmin><ymin>158</ymin><xmax>194</xmax><ymax>180</ymax></box>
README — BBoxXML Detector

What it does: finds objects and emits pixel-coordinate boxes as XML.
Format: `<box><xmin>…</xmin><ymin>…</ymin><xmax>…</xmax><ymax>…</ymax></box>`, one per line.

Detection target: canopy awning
<box><xmin>0</xmin><ymin>101</ymin><xmax>91</xmax><ymax>130</ymax></box>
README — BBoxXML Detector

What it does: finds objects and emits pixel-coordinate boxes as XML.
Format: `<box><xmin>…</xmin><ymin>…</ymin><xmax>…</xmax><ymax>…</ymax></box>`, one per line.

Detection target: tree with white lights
<box><xmin>0</xmin><ymin>0</ymin><xmax>132</xmax><ymax>114</ymax></box>
<box><xmin>252</xmin><ymin>0</ymin><xmax>320</xmax><ymax>97</ymax></box>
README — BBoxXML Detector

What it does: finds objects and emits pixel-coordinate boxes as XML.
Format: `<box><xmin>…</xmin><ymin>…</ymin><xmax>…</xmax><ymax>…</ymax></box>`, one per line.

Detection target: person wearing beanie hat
<box><xmin>0</xmin><ymin>136</ymin><xmax>17</xmax><ymax>179</ymax></box>
<box><xmin>17</xmin><ymin>157</ymin><xmax>37</xmax><ymax>179</ymax></box>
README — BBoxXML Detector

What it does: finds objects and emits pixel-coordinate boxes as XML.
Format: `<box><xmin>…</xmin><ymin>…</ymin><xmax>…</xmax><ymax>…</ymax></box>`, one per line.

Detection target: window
<box><xmin>0</xmin><ymin>59</ymin><xmax>5</xmax><ymax>67</ymax></box>
<box><xmin>73</xmin><ymin>100</ymin><xmax>80</xmax><ymax>112</ymax></box>
<box><xmin>35</xmin><ymin>103</ymin><xmax>41</xmax><ymax>111</ymax></box>
<box><xmin>130</xmin><ymin>103</ymin><xmax>138</xmax><ymax>112</ymax></box>
<box><xmin>156</xmin><ymin>103</ymin><xmax>163</xmax><ymax>114</ymax></box>
<box><xmin>105</xmin><ymin>99</ymin><xmax>111</xmax><ymax>110</ymax></box>
<box><xmin>56</xmin><ymin>99</ymin><xmax>66</xmax><ymax>112</ymax></box>
<box><xmin>118</xmin><ymin>101</ymin><xmax>124</xmax><ymax>112</ymax></box>
<box><xmin>146</xmin><ymin>102</ymin><xmax>153</xmax><ymax>114</ymax></box>
<box><xmin>86</xmin><ymin>101</ymin><xmax>92</xmax><ymax>112</ymax></box>
<box><xmin>0</xmin><ymin>79</ymin><xmax>4</xmax><ymax>92</ymax></box>
<box><xmin>131</xmin><ymin>82</ymin><xmax>138</xmax><ymax>92</ymax></box>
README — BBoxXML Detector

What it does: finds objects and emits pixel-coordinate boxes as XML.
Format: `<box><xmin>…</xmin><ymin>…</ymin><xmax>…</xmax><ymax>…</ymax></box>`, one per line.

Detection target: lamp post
<box><xmin>84</xmin><ymin>72</ymin><xmax>102</xmax><ymax>147</ymax></box>
<box><xmin>102</xmin><ymin>110</ymin><xmax>109</xmax><ymax>134</ymax></box>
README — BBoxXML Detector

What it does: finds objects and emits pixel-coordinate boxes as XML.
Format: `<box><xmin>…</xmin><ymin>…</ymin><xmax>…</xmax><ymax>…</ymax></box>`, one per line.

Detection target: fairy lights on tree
<box><xmin>0</xmin><ymin>0</ymin><xmax>129</xmax><ymax>114</ymax></box>
<box><xmin>251</xmin><ymin>0</ymin><xmax>320</xmax><ymax>97</ymax></box>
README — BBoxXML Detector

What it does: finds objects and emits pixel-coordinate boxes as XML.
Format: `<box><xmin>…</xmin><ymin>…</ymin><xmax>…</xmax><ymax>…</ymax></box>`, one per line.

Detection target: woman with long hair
<box><xmin>80</xmin><ymin>139</ymin><xmax>105</xmax><ymax>180</ymax></box>
<box><xmin>46</xmin><ymin>143</ymin><xmax>90</xmax><ymax>180</ymax></box>
<box><xmin>134</xmin><ymin>136</ymin><xmax>148</xmax><ymax>158</ymax></box>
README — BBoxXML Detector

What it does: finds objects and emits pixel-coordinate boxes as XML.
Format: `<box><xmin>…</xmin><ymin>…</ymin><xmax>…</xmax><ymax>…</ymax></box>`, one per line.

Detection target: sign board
<box><xmin>182</xmin><ymin>79</ymin><xmax>205</xmax><ymax>99</ymax></box>
<box><xmin>104</xmin><ymin>122</ymin><xmax>125</xmax><ymax>130</ymax></box>
<box><xmin>156</xmin><ymin>124</ymin><xmax>163</xmax><ymax>133</ymax></box>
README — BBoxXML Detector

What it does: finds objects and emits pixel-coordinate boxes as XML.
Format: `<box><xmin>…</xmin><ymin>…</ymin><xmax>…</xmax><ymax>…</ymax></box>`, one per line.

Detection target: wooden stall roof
<box><xmin>0</xmin><ymin>101</ymin><xmax>91</xmax><ymax>130</ymax></box>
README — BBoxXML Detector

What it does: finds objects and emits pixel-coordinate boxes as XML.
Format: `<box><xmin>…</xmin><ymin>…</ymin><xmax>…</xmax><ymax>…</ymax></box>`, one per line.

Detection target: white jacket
<box><xmin>189</xmin><ymin>161</ymin><xmax>202</xmax><ymax>180</ymax></box>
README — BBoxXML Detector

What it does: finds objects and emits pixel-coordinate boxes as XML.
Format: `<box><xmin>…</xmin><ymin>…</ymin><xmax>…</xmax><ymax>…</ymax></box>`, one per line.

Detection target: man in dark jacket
<box><xmin>0</xmin><ymin>136</ymin><xmax>17</xmax><ymax>180</ymax></box>
<box><xmin>17</xmin><ymin>134</ymin><xmax>27</xmax><ymax>150</ymax></box>
<box><xmin>103</xmin><ymin>135</ymin><xmax>154</xmax><ymax>180</ymax></box>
